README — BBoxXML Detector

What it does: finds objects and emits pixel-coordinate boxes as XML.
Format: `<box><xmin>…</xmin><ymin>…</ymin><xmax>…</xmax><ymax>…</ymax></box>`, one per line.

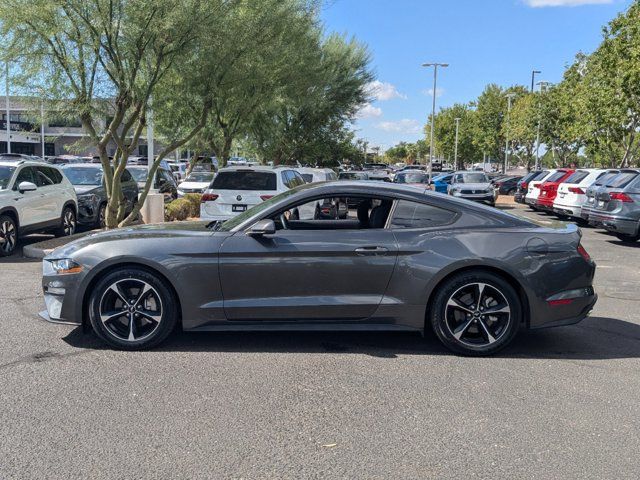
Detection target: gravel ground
<box><xmin>0</xmin><ymin>204</ymin><xmax>639</xmax><ymax>479</ymax></box>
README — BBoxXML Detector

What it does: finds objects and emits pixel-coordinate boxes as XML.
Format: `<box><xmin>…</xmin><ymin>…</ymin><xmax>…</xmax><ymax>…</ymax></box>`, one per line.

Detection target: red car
<box><xmin>536</xmin><ymin>169</ymin><xmax>575</xmax><ymax>211</ymax></box>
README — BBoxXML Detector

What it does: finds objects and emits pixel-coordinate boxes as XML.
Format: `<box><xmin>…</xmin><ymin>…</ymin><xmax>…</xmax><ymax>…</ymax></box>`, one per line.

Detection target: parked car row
<box><xmin>516</xmin><ymin>168</ymin><xmax>640</xmax><ymax>243</ymax></box>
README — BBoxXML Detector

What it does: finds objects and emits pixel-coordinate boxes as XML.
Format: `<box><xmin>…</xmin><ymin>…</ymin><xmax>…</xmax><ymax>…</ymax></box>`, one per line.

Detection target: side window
<box><xmin>45</xmin><ymin>167</ymin><xmax>63</xmax><ymax>184</ymax></box>
<box><xmin>13</xmin><ymin>167</ymin><xmax>35</xmax><ymax>189</ymax></box>
<box><xmin>290</xmin><ymin>171</ymin><xmax>305</xmax><ymax>187</ymax></box>
<box><xmin>121</xmin><ymin>169</ymin><xmax>133</xmax><ymax>183</ymax></box>
<box><xmin>281</xmin><ymin>171</ymin><xmax>293</xmax><ymax>189</ymax></box>
<box><xmin>34</xmin><ymin>167</ymin><xmax>54</xmax><ymax>187</ymax></box>
<box><xmin>390</xmin><ymin>200</ymin><xmax>457</xmax><ymax>229</ymax></box>
<box><xmin>453</xmin><ymin>174</ymin><xmax>462</xmax><ymax>183</ymax></box>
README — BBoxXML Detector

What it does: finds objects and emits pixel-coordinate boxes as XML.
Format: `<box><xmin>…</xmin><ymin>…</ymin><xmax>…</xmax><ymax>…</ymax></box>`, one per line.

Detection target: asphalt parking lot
<box><xmin>1</xmin><ymin>204</ymin><xmax>639</xmax><ymax>479</ymax></box>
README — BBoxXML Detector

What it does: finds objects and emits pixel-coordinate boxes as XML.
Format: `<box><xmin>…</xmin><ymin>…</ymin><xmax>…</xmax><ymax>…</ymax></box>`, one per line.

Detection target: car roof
<box><xmin>0</xmin><ymin>159</ymin><xmax>59</xmax><ymax>168</ymax></box>
<box><xmin>218</xmin><ymin>165</ymin><xmax>279</xmax><ymax>172</ymax></box>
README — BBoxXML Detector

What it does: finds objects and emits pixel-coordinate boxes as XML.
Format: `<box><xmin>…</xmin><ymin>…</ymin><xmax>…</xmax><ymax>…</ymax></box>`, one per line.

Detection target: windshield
<box><xmin>457</xmin><ymin>173</ymin><xmax>488</xmax><ymax>183</ymax></box>
<box><xmin>606</xmin><ymin>172</ymin><xmax>638</xmax><ymax>188</ymax></box>
<box><xmin>185</xmin><ymin>172</ymin><xmax>214</xmax><ymax>183</ymax></box>
<box><xmin>62</xmin><ymin>166</ymin><xmax>103</xmax><ymax>186</ymax></box>
<box><xmin>594</xmin><ymin>172</ymin><xmax>618</xmax><ymax>186</ymax></box>
<box><xmin>338</xmin><ymin>172</ymin><xmax>367</xmax><ymax>180</ymax></box>
<box><xmin>211</xmin><ymin>171</ymin><xmax>276</xmax><ymax>190</ymax></box>
<box><xmin>545</xmin><ymin>171</ymin><xmax>569</xmax><ymax>183</ymax></box>
<box><xmin>0</xmin><ymin>166</ymin><xmax>16</xmax><ymax>189</ymax></box>
<box><xmin>395</xmin><ymin>172</ymin><xmax>427</xmax><ymax>184</ymax></box>
<box><xmin>128</xmin><ymin>168</ymin><xmax>149</xmax><ymax>183</ymax></box>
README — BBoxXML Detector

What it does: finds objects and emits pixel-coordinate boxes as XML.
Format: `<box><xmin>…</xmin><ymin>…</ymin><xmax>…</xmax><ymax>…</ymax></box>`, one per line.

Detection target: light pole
<box><xmin>454</xmin><ymin>117</ymin><xmax>461</xmax><ymax>170</ymax></box>
<box><xmin>422</xmin><ymin>62</ymin><xmax>448</xmax><ymax>183</ymax></box>
<box><xmin>531</xmin><ymin>70</ymin><xmax>541</xmax><ymax>93</ymax></box>
<box><xmin>4</xmin><ymin>62</ymin><xmax>10</xmax><ymax>154</ymax></box>
<box><xmin>534</xmin><ymin>81</ymin><xmax>550</xmax><ymax>170</ymax></box>
<box><xmin>504</xmin><ymin>92</ymin><xmax>516</xmax><ymax>174</ymax></box>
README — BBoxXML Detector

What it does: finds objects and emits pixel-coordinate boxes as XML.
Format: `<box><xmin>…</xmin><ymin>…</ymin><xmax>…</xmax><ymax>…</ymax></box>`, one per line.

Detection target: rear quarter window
<box><xmin>390</xmin><ymin>200</ymin><xmax>457</xmax><ymax>229</ymax></box>
<box><xmin>212</xmin><ymin>171</ymin><xmax>277</xmax><ymax>191</ymax></box>
<box><xmin>565</xmin><ymin>171</ymin><xmax>589</xmax><ymax>184</ymax></box>
<box><xmin>545</xmin><ymin>171</ymin><xmax>568</xmax><ymax>183</ymax></box>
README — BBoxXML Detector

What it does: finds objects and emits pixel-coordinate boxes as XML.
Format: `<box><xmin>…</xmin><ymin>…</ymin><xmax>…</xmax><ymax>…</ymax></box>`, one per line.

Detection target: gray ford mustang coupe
<box><xmin>40</xmin><ymin>181</ymin><xmax>597</xmax><ymax>355</ymax></box>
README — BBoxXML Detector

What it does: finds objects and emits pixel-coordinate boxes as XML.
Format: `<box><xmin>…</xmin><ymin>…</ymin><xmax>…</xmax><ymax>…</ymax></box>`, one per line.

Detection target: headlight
<box><xmin>78</xmin><ymin>193</ymin><xmax>99</xmax><ymax>205</ymax></box>
<box><xmin>177</xmin><ymin>189</ymin><xmax>185</xmax><ymax>196</ymax></box>
<box><xmin>44</xmin><ymin>258</ymin><xmax>83</xmax><ymax>275</ymax></box>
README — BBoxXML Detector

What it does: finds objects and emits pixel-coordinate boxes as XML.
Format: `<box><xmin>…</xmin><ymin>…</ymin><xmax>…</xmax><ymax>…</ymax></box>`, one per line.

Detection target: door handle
<box><xmin>355</xmin><ymin>246</ymin><xmax>388</xmax><ymax>256</ymax></box>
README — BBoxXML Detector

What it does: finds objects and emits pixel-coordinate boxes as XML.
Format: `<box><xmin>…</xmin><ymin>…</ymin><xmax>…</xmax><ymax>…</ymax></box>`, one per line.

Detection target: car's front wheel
<box><xmin>88</xmin><ymin>267</ymin><xmax>178</xmax><ymax>350</ymax></box>
<box><xmin>56</xmin><ymin>206</ymin><xmax>77</xmax><ymax>237</ymax></box>
<box><xmin>0</xmin><ymin>214</ymin><xmax>18</xmax><ymax>257</ymax></box>
<box><xmin>429</xmin><ymin>271</ymin><xmax>521</xmax><ymax>356</ymax></box>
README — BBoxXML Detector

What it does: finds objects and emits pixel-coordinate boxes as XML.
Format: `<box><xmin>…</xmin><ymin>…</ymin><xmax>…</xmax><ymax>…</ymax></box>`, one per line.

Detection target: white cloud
<box><xmin>366</xmin><ymin>80</ymin><xmax>407</xmax><ymax>101</ymax></box>
<box><xmin>524</xmin><ymin>0</ymin><xmax>612</xmax><ymax>7</ymax></box>
<box><xmin>422</xmin><ymin>87</ymin><xmax>445</xmax><ymax>98</ymax></box>
<box><xmin>356</xmin><ymin>104</ymin><xmax>383</xmax><ymax>119</ymax></box>
<box><xmin>376</xmin><ymin>119</ymin><xmax>422</xmax><ymax>134</ymax></box>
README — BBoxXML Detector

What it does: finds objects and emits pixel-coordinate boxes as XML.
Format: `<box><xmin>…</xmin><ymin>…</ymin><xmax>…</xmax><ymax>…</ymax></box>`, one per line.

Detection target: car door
<box><xmin>32</xmin><ymin>166</ymin><xmax>59</xmax><ymax>222</ymax></box>
<box><xmin>11</xmin><ymin>166</ymin><xmax>43</xmax><ymax>226</ymax></box>
<box><xmin>218</xmin><ymin>200</ymin><xmax>399</xmax><ymax>321</ymax></box>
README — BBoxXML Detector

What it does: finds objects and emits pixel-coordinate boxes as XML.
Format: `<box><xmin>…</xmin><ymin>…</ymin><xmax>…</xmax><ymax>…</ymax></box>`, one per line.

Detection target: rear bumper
<box><xmin>552</xmin><ymin>202</ymin><xmax>582</xmax><ymax>218</ymax></box>
<box><xmin>535</xmin><ymin>198</ymin><xmax>555</xmax><ymax>210</ymax></box>
<box><xmin>530</xmin><ymin>285</ymin><xmax>597</xmax><ymax>329</ymax></box>
<box><xmin>594</xmin><ymin>215</ymin><xmax>640</xmax><ymax>236</ymax></box>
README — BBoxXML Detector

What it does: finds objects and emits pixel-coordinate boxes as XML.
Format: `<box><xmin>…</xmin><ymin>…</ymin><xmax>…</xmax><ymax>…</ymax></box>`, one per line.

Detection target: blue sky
<box><xmin>321</xmin><ymin>0</ymin><xmax>631</xmax><ymax>151</ymax></box>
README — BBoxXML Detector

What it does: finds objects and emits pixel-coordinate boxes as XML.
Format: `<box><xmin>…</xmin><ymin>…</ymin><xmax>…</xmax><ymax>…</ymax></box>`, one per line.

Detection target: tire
<box><xmin>88</xmin><ymin>267</ymin><xmax>178</xmax><ymax>350</ymax></box>
<box><xmin>615</xmin><ymin>232</ymin><xmax>640</xmax><ymax>243</ymax></box>
<box><xmin>0</xmin><ymin>214</ymin><xmax>18</xmax><ymax>257</ymax></box>
<box><xmin>429</xmin><ymin>271</ymin><xmax>522</xmax><ymax>356</ymax></box>
<box><xmin>507</xmin><ymin>188</ymin><xmax>516</xmax><ymax>196</ymax></box>
<box><xmin>56</xmin><ymin>206</ymin><xmax>77</xmax><ymax>237</ymax></box>
<box><xmin>96</xmin><ymin>203</ymin><xmax>107</xmax><ymax>228</ymax></box>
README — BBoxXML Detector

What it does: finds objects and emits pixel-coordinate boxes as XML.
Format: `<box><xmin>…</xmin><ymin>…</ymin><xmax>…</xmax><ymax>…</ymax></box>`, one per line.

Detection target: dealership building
<box><xmin>1</xmin><ymin>96</ymin><xmax>160</xmax><ymax>158</ymax></box>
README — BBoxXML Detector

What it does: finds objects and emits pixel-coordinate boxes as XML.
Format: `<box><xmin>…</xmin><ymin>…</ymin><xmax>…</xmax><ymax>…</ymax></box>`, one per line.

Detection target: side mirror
<box><xmin>18</xmin><ymin>181</ymin><xmax>37</xmax><ymax>193</ymax></box>
<box><xmin>247</xmin><ymin>219</ymin><xmax>276</xmax><ymax>237</ymax></box>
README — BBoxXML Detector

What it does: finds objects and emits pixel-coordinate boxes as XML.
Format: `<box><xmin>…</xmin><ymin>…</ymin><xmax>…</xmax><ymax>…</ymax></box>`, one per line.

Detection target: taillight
<box><xmin>609</xmin><ymin>192</ymin><xmax>632</xmax><ymax>202</ymax></box>
<box><xmin>568</xmin><ymin>187</ymin><xmax>585</xmax><ymax>194</ymax></box>
<box><xmin>260</xmin><ymin>195</ymin><xmax>274</xmax><ymax>201</ymax></box>
<box><xmin>521</xmin><ymin>182</ymin><xmax>528</xmax><ymax>190</ymax></box>
<box><xmin>577</xmin><ymin>244</ymin><xmax>591</xmax><ymax>262</ymax></box>
<box><xmin>201</xmin><ymin>193</ymin><xmax>218</xmax><ymax>202</ymax></box>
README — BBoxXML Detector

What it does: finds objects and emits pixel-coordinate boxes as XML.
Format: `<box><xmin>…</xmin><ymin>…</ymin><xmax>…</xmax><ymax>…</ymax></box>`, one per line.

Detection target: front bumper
<box><xmin>41</xmin><ymin>263</ymin><xmax>85</xmax><ymax>326</ymax></box>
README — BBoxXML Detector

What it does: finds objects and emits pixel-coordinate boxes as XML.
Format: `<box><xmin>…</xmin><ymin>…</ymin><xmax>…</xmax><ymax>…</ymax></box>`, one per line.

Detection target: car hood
<box><xmin>178</xmin><ymin>182</ymin><xmax>209</xmax><ymax>189</ymax></box>
<box><xmin>453</xmin><ymin>182</ymin><xmax>492</xmax><ymax>189</ymax></box>
<box><xmin>47</xmin><ymin>221</ymin><xmax>213</xmax><ymax>259</ymax></box>
<box><xmin>74</xmin><ymin>185</ymin><xmax>102</xmax><ymax>195</ymax></box>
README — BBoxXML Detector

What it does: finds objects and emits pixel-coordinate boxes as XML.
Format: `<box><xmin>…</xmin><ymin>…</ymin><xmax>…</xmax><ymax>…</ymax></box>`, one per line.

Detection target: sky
<box><xmin>320</xmin><ymin>0</ymin><xmax>632</xmax><ymax>152</ymax></box>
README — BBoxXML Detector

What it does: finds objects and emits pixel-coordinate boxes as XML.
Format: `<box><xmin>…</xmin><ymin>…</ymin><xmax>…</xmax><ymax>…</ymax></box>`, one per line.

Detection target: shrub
<box><xmin>183</xmin><ymin>193</ymin><xmax>202</xmax><ymax>218</ymax></box>
<box><xmin>165</xmin><ymin>198</ymin><xmax>192</xmax><ymax>221</ymax></box>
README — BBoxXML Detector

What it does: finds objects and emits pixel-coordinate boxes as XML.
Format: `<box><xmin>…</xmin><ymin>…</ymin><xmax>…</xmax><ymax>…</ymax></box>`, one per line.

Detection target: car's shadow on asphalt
<box><xmin>62</xmin><ymin>316</ymin><xmax>640</xmax><ymax>360</ymax></box>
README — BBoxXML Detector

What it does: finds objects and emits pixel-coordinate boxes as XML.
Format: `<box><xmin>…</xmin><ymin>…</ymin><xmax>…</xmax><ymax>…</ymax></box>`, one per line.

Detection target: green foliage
<box><xmin>182</xmin><ymin>193</ymin><xmax>202</xmax><ymax>218</ymax></box>
<box><xmin>165</xmin><ymin>198</ymin><xmax>192</xmax><ymax>222</ymax></box>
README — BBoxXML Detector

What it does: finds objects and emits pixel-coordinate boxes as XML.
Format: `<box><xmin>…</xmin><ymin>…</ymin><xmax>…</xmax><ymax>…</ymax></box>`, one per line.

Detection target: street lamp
<box><xmin>422</xmin><ymin>62</ymin><xmax>448</xmax><ymax>182</ymax></box>
<box><xmin>4</xmin><ymin>62</ymin><xmax>10</xmax><ymax>154</ymax></box>
<box><xmin>504</xmin><ymin>92</ymin><xmax>516</xmax><ymax>174</ymax></box>
<box><xmin>531</xmin><ymin>70</ymin><xmax>541</xmax><ymax>92</ymax></box>
<box><xmin>454</xmin><ymin>117</ymin><xmax>461</xmax><ymax>170</ymax></box>
<box><xmin>534</xmin><ymin>81</ymin><xmax>551</xmax><ymax>170</ymax></box>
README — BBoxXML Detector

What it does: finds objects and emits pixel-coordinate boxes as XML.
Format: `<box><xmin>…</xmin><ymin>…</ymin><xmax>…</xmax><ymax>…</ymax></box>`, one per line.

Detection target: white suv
<box><xmin>0</xmin><ymin>159</ymin><xmax>78</xmax><ymax>256</ymax></box>
<box><xmin>200</xmin><ymin>166</ymin><xmax>305</xmax><ymax>221</ymax></box>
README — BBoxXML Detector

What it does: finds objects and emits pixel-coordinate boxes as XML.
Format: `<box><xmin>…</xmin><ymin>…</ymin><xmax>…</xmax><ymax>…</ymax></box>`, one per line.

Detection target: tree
<box><xmin>0</xmin><ymin>0</ymin><xmax>218</xmax><ymax>227</ymax></box>
<box><xmin>427</xmin><ymin>103</ymin><xmax>479</xmax><ymax>169</ymax></box>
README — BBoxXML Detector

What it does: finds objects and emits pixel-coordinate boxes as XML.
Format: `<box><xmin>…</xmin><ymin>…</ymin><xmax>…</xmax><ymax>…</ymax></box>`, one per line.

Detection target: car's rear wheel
<box><xmin>88</xmin><ymin>267</ymin><xmax>178</xmax><ymax>350</ymax></box>
<box><xmin>0</xmin><ymin>215</ymin><xmax>18</xmax><ymax>257</ymax></box>
<box><xmin>615</xmin><ymin>232</ymin><xmax>640</xmax><ymax>243</ymax></box>
<box><xmin>97</xmin><ymin>203</ymin><xmax>107</xmax><ymax>228</ymax></box>
<box><xmin>56</xmin><ymin>206</ymin><xmax>76</xmax><ymax>237</ymax></box>
<box><xmin>429</xmin><ymin>271</ymin><xmax>521</xmax><ymax>356</ymax></box>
